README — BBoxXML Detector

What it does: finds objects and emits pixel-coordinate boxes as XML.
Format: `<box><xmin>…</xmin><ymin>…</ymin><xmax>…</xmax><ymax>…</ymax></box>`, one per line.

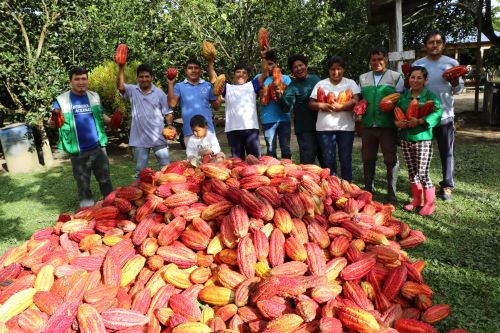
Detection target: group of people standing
<box><xmin>52</xmin><ymin>30</ymin><xmax>462</xmax><ymax>217</ymax></box>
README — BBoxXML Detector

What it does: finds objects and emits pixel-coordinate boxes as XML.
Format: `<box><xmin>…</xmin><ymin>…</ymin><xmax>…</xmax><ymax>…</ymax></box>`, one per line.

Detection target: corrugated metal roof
<box><xmin>457</xmin><ymin>32</ymin><xmax>499</xmax><ymax>43</ymax></box>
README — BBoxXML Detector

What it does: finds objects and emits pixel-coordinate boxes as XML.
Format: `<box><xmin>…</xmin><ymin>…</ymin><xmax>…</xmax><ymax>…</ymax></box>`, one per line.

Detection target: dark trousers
<box><xmin>70</xmin><ymin>146</ymin><xmax>113</xmax><ymax>207</ymax></box>
<box><xmin>317</xmin><ymin>131</ymin><xmax>355</xmax><ymax>180</ymax></box>
<box><xmin>361</xmin><ymin>127</ymin><xmax>399</xmax><ymax>195</ymax></box>
<box><xmin>226</xmin><ymin>129</ymin><xmax>261</xmax><ymax>159</ymax></box>
<box><xmin>262</xmin><ymin>121</ymin><xmax>292</xmax><ymax>158</ymax></box>
<box><xmin>296</xmin><ymin>131</ymin><xmax>323</xmax><ymax>165</ymax></box>
<box><xmin>433</xmin><ymin>117</ymin><xmax>455</xmax><ymax>189</ymax></box>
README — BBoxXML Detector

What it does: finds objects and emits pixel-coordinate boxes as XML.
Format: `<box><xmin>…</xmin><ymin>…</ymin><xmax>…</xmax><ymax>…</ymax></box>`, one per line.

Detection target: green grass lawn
<box><xmin>0</xmin><ymin>134</ymin><xmax>499</xmax><ymax>331</ymax></box>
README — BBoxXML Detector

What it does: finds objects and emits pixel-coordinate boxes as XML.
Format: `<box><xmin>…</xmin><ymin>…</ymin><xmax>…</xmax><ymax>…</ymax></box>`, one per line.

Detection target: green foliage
<box><xmin>0</xmin><ymin>0</ymin><xmax>72</xmax><ymax>126</ymax></box>
<box><xmin>88</xmin><ymin>60</ymin><xmax>138</xmax><ymax>113</ymax></box>
<box><xmin>403</xmin><ymin>0</ymin><xmax>476</xmax><ymax>49</ymax></box>
<box><xmin>493</xmin><ymin>5</ymin><xmax>500</xmax><ymax>31</ymax></box>
<box><xmin>483</xmin><ymin>46</ymin><xmax>500</xmax><ymax>73</ymax></box>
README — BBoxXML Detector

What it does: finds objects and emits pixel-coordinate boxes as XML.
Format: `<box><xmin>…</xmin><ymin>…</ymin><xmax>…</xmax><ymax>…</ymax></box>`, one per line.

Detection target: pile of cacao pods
<box><xmin>0</xmin><ymin>155</ymin><xmax>467</xmax><ymax>333</ymax></box>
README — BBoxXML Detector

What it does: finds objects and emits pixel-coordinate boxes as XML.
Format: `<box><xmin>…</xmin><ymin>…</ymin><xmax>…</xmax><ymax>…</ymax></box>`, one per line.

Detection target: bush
<box><xmin>88</xmin><ymin>60</ymin><xmax>139</xmax><ymax>114</ymax></box>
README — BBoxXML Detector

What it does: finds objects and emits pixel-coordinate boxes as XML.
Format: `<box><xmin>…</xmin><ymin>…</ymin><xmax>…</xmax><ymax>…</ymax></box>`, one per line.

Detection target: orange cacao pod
<box><xmin>394</xmin><ymin>106</ymin><xmax>407</xmax><ymax>122</ymax></box>
<box><xmin>201</xmin><ymin>41</ymin><xmax>217</xmax><ymax>59</ymax></box>
<box><xmin>442</xmin><ymin>65</ymin><xmax>468</xmax><ymax>79</ymax></box>
<box><xmin>258</xmin><ymin>27</ymin><xmax>269</xmax><ymax>50</ymax></box>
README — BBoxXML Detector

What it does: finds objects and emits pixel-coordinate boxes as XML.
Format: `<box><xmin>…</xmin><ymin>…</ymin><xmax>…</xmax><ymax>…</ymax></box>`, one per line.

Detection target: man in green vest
<box><xmin>358</xmin><ymin>48</ymin><xmax>405</xmax><ymax>203</ymax></box>
<box><xmin>52</xmin><ymin>67</ymin><xmax>113</xmax><ymax>207</ymax></box>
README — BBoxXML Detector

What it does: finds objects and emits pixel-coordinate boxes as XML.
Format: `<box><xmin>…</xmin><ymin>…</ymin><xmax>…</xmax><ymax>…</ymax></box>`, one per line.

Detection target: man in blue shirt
<box><xmin>167</xmin><ymin>58</ymin><xmax>218</xmax><ymax>146</ymax></box>
<box><xmin>256</xmin><ymin>49</ymin><xmax>292</xmax><ymax>159</ymax></box>
<box><xmin>117</xmin><ymin>63</ymin><xmax>174</xmax><ymax>177</ymax></box>
<box><xmin>52</xmin><ymin>67</ymin><xmax>113</xmax><ymax>207</ymax></box>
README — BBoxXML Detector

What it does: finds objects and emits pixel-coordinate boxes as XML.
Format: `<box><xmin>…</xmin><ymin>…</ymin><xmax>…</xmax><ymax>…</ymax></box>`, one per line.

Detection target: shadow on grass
<box><xmin>0</xmin><ymin>156</ymin><xmax>136</xmax><ymax>215</ymax></box>
<box><xmin>0</xmin><ymin>214</ymin><xmax>29</xmax><ymax>244</ymax></box>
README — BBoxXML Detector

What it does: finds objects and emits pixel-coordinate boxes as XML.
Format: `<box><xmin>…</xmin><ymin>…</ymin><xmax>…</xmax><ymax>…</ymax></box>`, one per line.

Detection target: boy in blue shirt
<box><xmin>255</xmin><ymin>49</ymin><xmax>292</xmax><ymax>159</ymax></box>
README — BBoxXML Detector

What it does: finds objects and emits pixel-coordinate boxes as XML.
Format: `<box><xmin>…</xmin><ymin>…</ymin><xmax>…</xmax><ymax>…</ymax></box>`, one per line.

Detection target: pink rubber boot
<box><xmin>404</xmin><ymin>183</ymin><xmax>423</xmax><ymax>211</ymax></box>
<box><xmin>419</xmin><ymin>187</ymin><xmax>436</xmax><ymax>216</ymax></box>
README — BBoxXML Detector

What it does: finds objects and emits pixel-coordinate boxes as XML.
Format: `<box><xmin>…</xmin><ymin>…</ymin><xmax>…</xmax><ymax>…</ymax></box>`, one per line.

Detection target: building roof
<box><xmin>457</xmin><ymin>32</ymin><xmax>499</xmax><ymax>44</ymax></box>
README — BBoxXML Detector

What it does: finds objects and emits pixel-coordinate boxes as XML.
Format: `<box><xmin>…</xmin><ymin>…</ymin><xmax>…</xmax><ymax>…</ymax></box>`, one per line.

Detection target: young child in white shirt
<box><xmin>185</xmin><ymin>114</ymin><xmax>224</xmax><ymax>165</ymax></box>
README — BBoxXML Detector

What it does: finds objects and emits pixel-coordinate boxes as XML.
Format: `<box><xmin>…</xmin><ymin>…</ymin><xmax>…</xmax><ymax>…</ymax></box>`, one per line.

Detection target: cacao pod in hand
<box><xmin>406</xmin><ymin>98</ymin><xmax>419</xmax><ymax>120</ymax></box>
<box><xmin>166</xmin><ymin>67</ymin><xmax>177</xmax><ymax>80</ymax></box>
<box><xmin>270</xmin><ymin>84</ymin><xmax>278</xmax><ymax>101</ymax></box>
<box><xmin>379</xmin><ymin>93</ymin><xmax>400</xmax><ymax>112</ymax></box>
<box><xmin>162</xmin><ymin>127</ymin><xmax>177</xmax><ymax>140</ymax></box>
<box><xmin>336</xmin><ymin>89</ymin><xmax>352</xmax><ymax>104</ymax></box>
<box><xmin>201</xmin><ymin>41</ymin><xmax>217</xmax><ymax>60</ymax></box>
<box><xmin>326</xmin><ymin>92</ymin><xmax>336</xmax><ymax>105</ymax></box>
<box><xmin>442</xmin><ymin>65</ymin><xmax>468</xmax><ymax>80</ymax></box>
<box><xmin>115</xmin><ymin>44</ymin><xmax>128</xmax><ymax>65</ymax></box>
<box><xmin>213</xmin><ymin>74</ymin><xmax>226</xmax><ymax>96</ymax></box>
<box><xmin>317</xmin><ymin>86</ymin><xmax>326</xmax><ymax>103</ymax></box>
<box><xmin>418</xmin><ymin>100</ymin><xmax>435</xmax><ymax>118</ymax></box>
<box><xmin>393</xmin><ymin>106</ymin><xmax>407</xmax><ymax>122</ymax></box>
<box><xmin>272</xmin><ymin>68</ymin><xmax>282</xmax><ymax>87</ymax></box>
<box><xmin>258</xmin><ymin>27</ymin><xmax>269</xmax><ymax>50</ymax></box>
<box><xmin>261</xmin><ymin>86</ymin><xmax>270</xmax><ymax>105</ymax></box>
<box><xmin>51</xmin><ymin>109</ymin><xmax>65</xmax><ymax>129</ymax></box>
<box><xmin>402</xmin><ymin>62</ymin><xmax>412</xmax><ymax>77</ymax></box>
<box><xmin>354</xmin><ymin>99</ymin><xmax>368</xmax><ymax>116</ymax></box>
<box><xmin>109</xmin><ymin>111</ymin><xmax>123</xmax><ymax>130</ymax></box>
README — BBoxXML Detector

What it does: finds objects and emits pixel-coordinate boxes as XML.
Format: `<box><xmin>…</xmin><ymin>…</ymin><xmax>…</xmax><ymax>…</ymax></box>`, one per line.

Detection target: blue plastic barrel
<box><xmin>0</xmin><ymin>123</ymin><xmax>40</xmax><ymax>174</ymax></box>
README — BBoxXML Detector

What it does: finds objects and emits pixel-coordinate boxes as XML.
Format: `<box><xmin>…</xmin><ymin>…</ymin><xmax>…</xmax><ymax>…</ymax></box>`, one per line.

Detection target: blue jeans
<box><xmin>262</xmin><ymin>121</ymin><xmax>291</xmax><ymax>158</ymax></box>
<box><xmin>296</xmin><ymin>131</ymin><xmax>322</xmax><ymax>165</ymax></box>
<box><xmin>133</xmin><ymin>145</ymin><xmax>170</xmax><ymax>177</ymax></box>
<box><xmin>317</xmin><ymin>131</ymin><xmax>355</xmax><ymax>181</ymax></box>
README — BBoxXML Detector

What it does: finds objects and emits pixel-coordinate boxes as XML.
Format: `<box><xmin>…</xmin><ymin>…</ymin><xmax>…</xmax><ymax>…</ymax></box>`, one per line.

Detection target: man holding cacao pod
<box><xmin>412</xmin><ymin>31</ymin><xmax>464</xmax><ymax>202</ymax></box>
<box><xmin>256</xmin><ymin>49</ymin><xmax>293</xmax><ymax>159</ymax></box>
<box><xmin>52</xmin><ymin>67</ymin><xmax>113</xmax><ymax>207</ymax></box>
<box><xmin>278</xmin><ymin>54</ymin><xmax>322</xmax><ymax>165</ymax></box>
<box><xmin>207</xmin><ymin>49</ymin><xmax>269</xmax><ymax>159</ymax></box>
<box><xmin>167</xmin><ymin>58</ymin><xmax>218</xmax><ymax>147</ymax></box>
<box><xmin>358</xmin><ymin>48</ymin><xmax>405</xmax><ymax>203</ymax></box>
<box><xmin>117</xmin><ymin>62</ymin><xmax>173</xmax><ymax>177</ymax></box>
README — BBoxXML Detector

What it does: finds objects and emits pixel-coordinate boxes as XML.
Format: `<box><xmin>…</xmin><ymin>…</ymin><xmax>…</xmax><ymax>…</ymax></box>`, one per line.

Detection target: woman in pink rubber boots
<box><xmin>395</xmin><ymin>66</ymin><xmax>442</xmax><ymax>216</ymax></box>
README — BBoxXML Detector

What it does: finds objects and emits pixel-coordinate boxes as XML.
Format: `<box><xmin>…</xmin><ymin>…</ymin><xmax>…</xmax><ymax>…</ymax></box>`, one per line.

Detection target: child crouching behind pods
<box><xmin>185</xmin><ymin>114</ymin><xmax>225</xmax><ymax>165</ymax></box>
<box><xmin>395</xmin><ymin>66</ymin><xmax>442</xmax><ymax>216</ymax></box>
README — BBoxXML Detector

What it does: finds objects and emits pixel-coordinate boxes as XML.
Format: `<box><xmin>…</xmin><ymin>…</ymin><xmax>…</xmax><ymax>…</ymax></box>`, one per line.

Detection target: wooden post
<box><xmin>388</xmin><ymin>0</ymin><xmax>404</xmax><ymax>71</ymax></box>
<box><xmin>395</xmin><ymin>0</ymin><xmax>403</xmax><ymax>72</ymax></box>
<box><xmin>475</xmin><ymin>0</ymin><xmax>483</xmax><ymax>113</ymax></box>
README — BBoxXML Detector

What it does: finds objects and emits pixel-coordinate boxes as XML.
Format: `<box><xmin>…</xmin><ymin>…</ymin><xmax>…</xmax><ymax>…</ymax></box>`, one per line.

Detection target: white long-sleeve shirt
<box><xmin>413</xmin><ymin>55</ymin><xmax>464</xmax><ymax>120</ymax></box>
<box><xmin>185</xmin><ymin>131</ymin><xmax>221</xmax><ymax>158</ymax></box>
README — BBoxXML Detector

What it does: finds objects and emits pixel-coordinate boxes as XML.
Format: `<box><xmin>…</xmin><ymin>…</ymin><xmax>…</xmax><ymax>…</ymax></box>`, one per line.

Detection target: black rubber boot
<box><xmin>363</xmin><ymin>161</ymin><xmax>376</xmax><ymax>193</ymax></box>
<box><xmin>386</xmin><ymin>162</ymin><xmax>399</xmax><ymax>204</ymax></box>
